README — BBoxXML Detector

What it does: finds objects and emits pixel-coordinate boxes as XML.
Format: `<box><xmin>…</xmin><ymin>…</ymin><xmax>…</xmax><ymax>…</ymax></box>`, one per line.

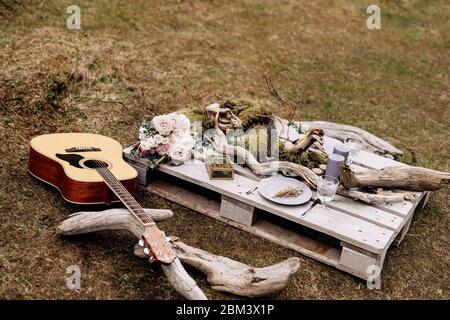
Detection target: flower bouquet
<box><xmin>138</xmin><ymin>112</ymin><xmax>195</xmax><ymax>168</ymax></box>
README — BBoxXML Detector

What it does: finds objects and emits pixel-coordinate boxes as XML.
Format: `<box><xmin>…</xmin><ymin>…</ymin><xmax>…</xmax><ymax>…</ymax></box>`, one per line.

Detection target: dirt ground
<box><xmin>0</xmin><ymin>0</ymin><xmax>448</xmax><ymax>299</ymax></box>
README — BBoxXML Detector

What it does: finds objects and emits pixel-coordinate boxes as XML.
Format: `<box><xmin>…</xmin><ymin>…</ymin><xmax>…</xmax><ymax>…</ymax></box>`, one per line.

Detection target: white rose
<box><xmin>168</xmin><ymin>113</ymin><xmax>191</xmax><ymax>132</ymax></box>
<box><xmin>169</xmin><ymin>129</ymin><xmax>184</xmax><ymax>144</ymax></box>
<box><xmin>140</xmin><ymin>137</ymin><xmax>157</xmax><ymax>150</ymax></box>
<box><xmin>138</xmin><ymin>127</ymin><xmax>149</xmax><ymax>140</ymax></box>
<box><xmin>176</xmin><ymin>114</ymin><xmax>191</xmax><ymax>132</ymax></box>
<box><xmin>179</xmin><ymin>133</ymin><xmax>195</xmax><ymax>150</ymax></box>
<box><xmin>169</xmin><ymin>145</ymin><xmax>191</xmax><ymax>165</ymax></box>
<box><xmin>152</xmin><ymin>115</ymin><xmax>173</xmax><ymax>135</ymax></box>
<box><xmin>153</xmin><ymin>134</ymin><xmax>164</xmax><ymax>145</ymax></box>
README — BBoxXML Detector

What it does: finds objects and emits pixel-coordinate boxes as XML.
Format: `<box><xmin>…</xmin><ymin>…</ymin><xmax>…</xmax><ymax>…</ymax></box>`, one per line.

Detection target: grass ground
<box><xmin>0</xmin><ymin>0</ymin><xmax>448</xmax><ymax>299</ymax></box>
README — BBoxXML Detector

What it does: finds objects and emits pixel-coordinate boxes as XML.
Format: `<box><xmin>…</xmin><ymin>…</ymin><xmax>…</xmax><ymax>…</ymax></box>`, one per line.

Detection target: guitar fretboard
<box><xmin>95</xmin><ymin>166</ymin><xmax>155</xmax><ymax>226</ymax></box>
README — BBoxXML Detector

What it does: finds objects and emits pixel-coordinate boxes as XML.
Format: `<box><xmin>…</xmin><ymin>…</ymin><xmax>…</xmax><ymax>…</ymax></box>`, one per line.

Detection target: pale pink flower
<box><xmin>169</xmin><ymin>146</ymin><xmax>191</xmax><ymax>165</ymax></box>
<box><xmin>179</xmin><ymin>133</ymin><xmax>195</xmax><ymax>150</ymax></box>
<box><xmin>169</xmin><ymin>129</ymin><xmax>184</xmax><ymax>144</ymax></box>
<box><xmin>140</xmin><ymin>138</ymin><xmax>157</xmax><ymax>150</ymax></box>
<box><xmin>168</xmin><ymin>113</ymin><xmax>190</xmax><ymax>132</ymax></box>
<box><xmin>153</xmin><ymin>134</ymin><xmax>164</xmax><ymax>145</ymax></box>
<box><xmin>176</xmin><ymin>114</ymin><xmax>191</xmax><ymax>132</ymax></box>
<box><xmin>152</xmin><ymin>115</ymin><xmax>173</xmax><ymax>135</ymax></box>
<box><xmin>156</xmin><ymin>143</ymin><xmax>170</xmax><ymax>155</ymax></box>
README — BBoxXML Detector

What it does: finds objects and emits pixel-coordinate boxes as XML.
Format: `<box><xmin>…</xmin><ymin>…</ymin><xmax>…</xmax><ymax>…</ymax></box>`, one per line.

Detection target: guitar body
<box><xmin>29</xmin><ymin>133</ymin><xmax>138</xmax><ymax>204</ymax></box>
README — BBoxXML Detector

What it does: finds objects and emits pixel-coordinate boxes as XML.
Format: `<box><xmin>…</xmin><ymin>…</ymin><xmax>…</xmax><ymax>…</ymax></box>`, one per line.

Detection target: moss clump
<box><xmin>279</xmin><ymin>143</ymin><xmax>328</xmax><ymax>168</ymax></box>
<box><xmin>178</xmin><ymin>107</ymin><xmax>210</xmax><ymax>129</ymax></box>
<box><xmin>222</xmin><ymin>99</ymin><xmax>273</xmax><ymax>129</ymax></box>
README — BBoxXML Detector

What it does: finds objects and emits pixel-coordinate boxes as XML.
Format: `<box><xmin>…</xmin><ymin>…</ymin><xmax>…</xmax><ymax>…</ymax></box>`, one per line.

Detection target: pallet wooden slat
<box><xmin>123</xmin><ymin>143</ymin><xmax>428</xmax><ymax>281</ymax></box>
<box><xmin>231</xmin><ymin>165</ymin><xmax>405</xmax><ymax>231</ymax></box>
<box><xmin>157</xmin><ymin>160</ymin><xmax>395</xmax><ymax>254</ymax></box>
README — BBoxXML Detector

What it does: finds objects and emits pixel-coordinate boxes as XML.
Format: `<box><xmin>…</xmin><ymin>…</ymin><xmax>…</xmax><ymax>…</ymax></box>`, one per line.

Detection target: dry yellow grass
<box><xmin>0</xmin><ymin>0</ymin><xmax>448</xmax><ymax>299</ymax></box>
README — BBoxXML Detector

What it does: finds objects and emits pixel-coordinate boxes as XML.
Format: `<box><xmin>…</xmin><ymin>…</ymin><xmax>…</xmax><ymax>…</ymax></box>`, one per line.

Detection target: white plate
<box><xmin>257</xmin><ymin>177</ymin><xmax>312</xmax><ymax>205</ymax></box>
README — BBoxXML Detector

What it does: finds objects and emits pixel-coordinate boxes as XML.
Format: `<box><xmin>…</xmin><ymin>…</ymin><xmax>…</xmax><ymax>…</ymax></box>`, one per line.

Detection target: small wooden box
<box><xmin>205</xmin><ymin>154</ymin><xmax>234</xmax><ymax>180</ymax></box>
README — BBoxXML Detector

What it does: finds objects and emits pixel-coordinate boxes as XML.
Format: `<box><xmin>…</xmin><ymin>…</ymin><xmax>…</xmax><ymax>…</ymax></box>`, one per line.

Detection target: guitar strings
<box><xmin>90</xmin><ymin>155</ymin><xmax>173</xmax><ymax>259</ymax></box>
<box><xmin>97</xmin><ymin>167</ymin><xmax>154</xmax><ymax>224</ymax></box>
<box><xmin>90</xmin><ymin>157</ymin><xmax>154</xmax><ymax>224</ymax></box>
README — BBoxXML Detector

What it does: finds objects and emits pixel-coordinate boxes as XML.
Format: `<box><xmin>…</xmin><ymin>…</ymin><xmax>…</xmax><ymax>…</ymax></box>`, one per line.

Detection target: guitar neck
<box><xmin>95</xmin><ymin>166</ymin><xmax>176</xmax><ymax>264</ymax></box>
<box><xmin>95</xmin><ymin>167</ymin><xmax>155</xmax><ymax>227</ymax></box>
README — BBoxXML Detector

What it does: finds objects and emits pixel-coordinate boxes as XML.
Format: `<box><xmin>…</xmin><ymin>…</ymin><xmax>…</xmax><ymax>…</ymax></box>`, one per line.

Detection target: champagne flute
<box><xmin>317</xmin><ymin>175</ymin><xmax>339</xmax><ymax>208</ymax></box>
<box><xmin>344</xmin><ymin>137</ymin><xmax>363</xmax><ymax>166</ymax></box>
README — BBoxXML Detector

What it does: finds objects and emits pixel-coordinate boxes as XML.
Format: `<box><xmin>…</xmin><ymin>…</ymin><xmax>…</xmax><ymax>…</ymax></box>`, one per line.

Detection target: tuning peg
<box><xmin>138</xmin><ymin>239</ymin><xmax>145</xmax><ymax>247</ymax></box>
<box><xmin>148</xmin><ymin>256</ymin><xmax>155</xmax><ymax>264</ymax></box>
<box><xmin>143</xmin><ymin>247</ymin><xmax>150</xmax><ymax>256</ymax></box>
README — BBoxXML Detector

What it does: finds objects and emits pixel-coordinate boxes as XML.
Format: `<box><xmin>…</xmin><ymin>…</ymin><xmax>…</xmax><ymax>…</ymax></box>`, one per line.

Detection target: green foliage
<box><xmin>146</xmin><ymin>155</ymin><xmax>168</xmax><ymax>169</ymax></box>
<box><xmin>224</xmin><ymin>99</ymin><xmax>273</xmax><ymax>129</ymax></box>
<box><xmin>178</xmin><ymin>107</ymin><xmax>210</xmax><ymax>129</ymax></box>
<box><xmin>279</xmin><ymin>143</ymin><xmax>328</xmax><ymax>168</ymax></box>
<box><xmin>322</xmin><ymin>100</ymin><xmax>333</xmax><ymax>114</ymax></box>
<box><xmin>119</xmin><ymin>274</ymin><xmax>133</xmax><ymax>289</ymax></box>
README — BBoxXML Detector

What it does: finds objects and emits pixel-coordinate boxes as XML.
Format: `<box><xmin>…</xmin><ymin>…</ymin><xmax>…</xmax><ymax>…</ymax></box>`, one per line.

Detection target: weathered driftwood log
<box><xmin>272</xmin><ymin>116</ymin><xmax>325</xmax><ymax>153</ymax></box>
<box><xmin>297</xmin><ymin>120</ymin><xmax>403</xmax><ymax>159</ymax></box>
<box><xmin>135</xmin><ymin>238</ymin><xmax>300</xmax><ymax>298</ymax></box>
<box><xmin>58</xmin><ymin>208</ymin><xmax>299</xmax><ymax>298</ymax></box>
<box><xmin>58</xmin><ymin>208</ymin><xmax>207</xmax><ymax>300</ymax></box>
<box><xmin>340</xmin><ymin>165</ymin><xmax>450</xmax><ymax>191</ymax></box>
<box><xmin>205</xmin><ymin>127</ymin><xmax>418</xmax><ymax>204</ymax></box>
<box><xmin>286</xmin><ymin>128</ymin><xmax>325</xmax><ymax>154</ymax></box>
<box><xmin>206</xmin><ymin>103</ymin><xmax>242</xmax><ymax>131</ymax></box>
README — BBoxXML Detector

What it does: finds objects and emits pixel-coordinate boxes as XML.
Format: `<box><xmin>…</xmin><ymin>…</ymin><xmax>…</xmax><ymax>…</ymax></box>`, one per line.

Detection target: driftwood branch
<box><xmin>58</xmin><ymin>208</ymin><xmax>207</xmax><ymax>300</ymax></box>
<box><xmin>340</xmin><ymin>165</ymin><xmax>450</xmax><ymax>191</ymax></box>
<box><xmin>205</xmin><ymin>126</ymin><xmax>417</xmax><ymax>204</ymax></box>
<box><xmin>285</xmin><ymin>128</ymin><xmax>325</xmax><ymax>154</ymax></box>
<box><xmin>58</xmin><ymin>208</ymin><xmax>299</xmax><ymax>298</ymax></box>
<box><xmin>206</xmin><ymin>103</ymin><xmax>242</xmax><ymax>131</ymax></box>
<box><xmin>298</xmin><ymin>120</ymin><xmax>403</xmax><ymax>158</ymax></box>
<box><xmin>135</xmin><ymin>238</ymin><xmax>300</xmax><ymax>298</ymax></box>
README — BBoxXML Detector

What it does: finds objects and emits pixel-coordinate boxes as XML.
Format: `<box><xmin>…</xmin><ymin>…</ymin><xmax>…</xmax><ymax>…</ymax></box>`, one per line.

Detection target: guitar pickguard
<box><xmin>56</xmin><ymin>153</ymin><xmax>84</xmax><ymax>168</ymax></box>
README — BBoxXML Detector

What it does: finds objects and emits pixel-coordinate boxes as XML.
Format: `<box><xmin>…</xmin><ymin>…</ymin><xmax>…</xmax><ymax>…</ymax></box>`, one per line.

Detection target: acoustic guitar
<box><xmin>28</xmin><ymin>133</ymin><xmax>176</xmax><ymax>264</ymax></box>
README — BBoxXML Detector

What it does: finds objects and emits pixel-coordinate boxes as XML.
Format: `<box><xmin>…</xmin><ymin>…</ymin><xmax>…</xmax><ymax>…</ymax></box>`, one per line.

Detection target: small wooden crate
<box><xmin>123</xmin><ymin>142</ymin><xmax>429</xmax><ymax>282</ymax></box>
<box><xmin>205</xmin><ymin>154</ymin><xmax>234</xmax><ymax>180</ymax></box>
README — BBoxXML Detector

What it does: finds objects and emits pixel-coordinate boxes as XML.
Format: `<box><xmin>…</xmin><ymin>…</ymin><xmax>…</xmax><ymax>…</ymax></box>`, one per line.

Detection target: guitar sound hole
<box><xmin>82</xmin><ymin>159</ymin><xmax>109</xmax><ymax>169</ymax></box>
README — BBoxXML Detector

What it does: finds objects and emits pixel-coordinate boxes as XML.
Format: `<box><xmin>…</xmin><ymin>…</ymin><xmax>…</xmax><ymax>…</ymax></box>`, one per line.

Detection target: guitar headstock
<box><xmin>141</xmin><ymin>225</ymin><xmax>176</xmax><ymax>264</ymax></box>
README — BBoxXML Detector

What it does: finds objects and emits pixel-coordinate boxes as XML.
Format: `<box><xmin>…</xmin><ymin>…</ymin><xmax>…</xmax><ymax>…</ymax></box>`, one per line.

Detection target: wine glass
<box><xmin>317</xmin><ymin>175</ymin><xmax>339</xmax><ymax>208</ymax></box>
<box><xmin>344</xmin><ymin>137</ymin><xmax>363</xmax><ymax>165</ymax></box>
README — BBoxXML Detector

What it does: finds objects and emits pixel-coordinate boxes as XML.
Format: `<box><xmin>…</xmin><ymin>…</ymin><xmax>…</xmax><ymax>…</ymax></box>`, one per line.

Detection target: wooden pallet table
<box><xmin>123</xmin><ymin>141</ymin><xmax>428</xmax><ymax>281</ymax></box>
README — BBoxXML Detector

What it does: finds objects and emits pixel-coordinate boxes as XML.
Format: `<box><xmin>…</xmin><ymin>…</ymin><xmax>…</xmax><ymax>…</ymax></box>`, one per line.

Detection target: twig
<box><xmin>264</xmin><ymin>75</ymin><xmax>297</xmax><ymax>122</ymax></box>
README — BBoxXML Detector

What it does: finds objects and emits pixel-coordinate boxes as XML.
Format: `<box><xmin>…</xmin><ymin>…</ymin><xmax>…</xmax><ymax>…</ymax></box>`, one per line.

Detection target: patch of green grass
<box><xmin>34</xmin><ymin>222</ymin><xmax>45</xmax><ymax>237</ymax></box>
<box><xmin>321</xmin><ymin>99</ymin><xmax>333</xmax><ymax>114</ymax></box>
<box><xmin>159</xmin><ymin>283</ymin><xmax>178</xmax><ymax>298</ymax></box>
<box><xmin>356</xmin><ymin>54</ymin><xmax>410</xmax><ymax>77</ymax></box>
<box><xmin>383</xmin><ymin>10</ymin><xmax>415</xmax><ymax>28</ymax></box>
<box><xmin>119</xmin><ymin>274</ymin><xmax>132</xmax><ymax>289</ymax></box>
<box><xmin>14</xmin><ymin>223</ymin><xmax>28</xmax><ymax>233</ymax></box>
